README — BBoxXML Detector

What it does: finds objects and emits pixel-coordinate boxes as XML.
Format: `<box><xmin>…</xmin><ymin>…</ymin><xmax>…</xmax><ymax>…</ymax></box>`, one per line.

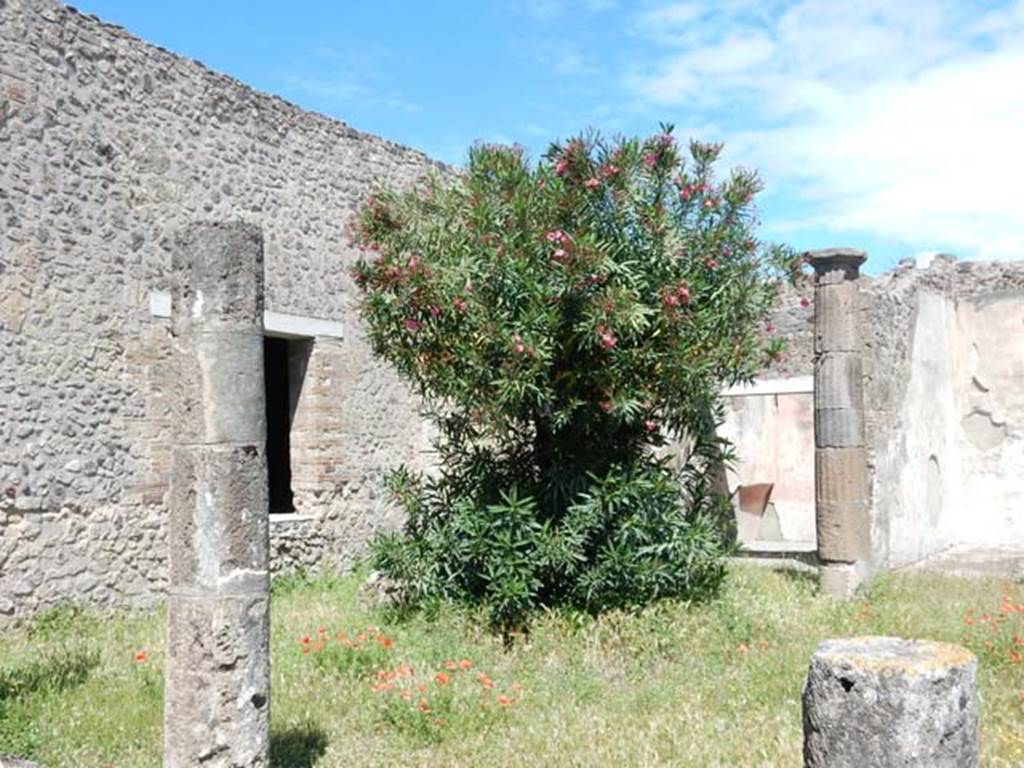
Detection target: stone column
<box><xmin>803</xmin><ymin>637</ymin><xmax>979</xmax><ymax>767</ymax></box>
<box><xmin>808</xmin><ymin>248</ymin><xmax>869</xmax><ymax>597</ymax></box>
<box><xmin>166</xmin><ymin>222</ymin><xmax>270</xmax><ymax>767</ymax></box>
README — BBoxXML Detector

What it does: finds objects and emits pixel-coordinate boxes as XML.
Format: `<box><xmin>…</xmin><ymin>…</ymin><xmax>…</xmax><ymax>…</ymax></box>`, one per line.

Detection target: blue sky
<box><xmin>74</xmin><ymin>0</ymin><xmax>1024</xmax><ymax>273</ymax></box>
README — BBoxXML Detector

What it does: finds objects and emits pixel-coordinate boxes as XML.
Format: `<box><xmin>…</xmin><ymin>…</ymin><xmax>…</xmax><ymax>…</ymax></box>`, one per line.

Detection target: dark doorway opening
<box><xmin>264</xmin><ymin>336</ymin><xmax>294</xmax><ymax>514</ymax></box>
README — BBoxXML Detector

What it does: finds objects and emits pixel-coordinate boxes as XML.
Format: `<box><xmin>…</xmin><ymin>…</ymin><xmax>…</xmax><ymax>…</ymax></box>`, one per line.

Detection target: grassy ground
<box><xmin>2</xmin><ymin>565</ymin><xmax>1023</xmax><ymax>767</ymax></box>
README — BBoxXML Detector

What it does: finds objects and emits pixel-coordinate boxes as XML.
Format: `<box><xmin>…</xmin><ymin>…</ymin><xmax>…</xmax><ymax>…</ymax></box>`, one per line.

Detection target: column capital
<box><xmin>806</xmin><ymin>248</ymin><xmax>867</xmax><ymax>282</ymax></box>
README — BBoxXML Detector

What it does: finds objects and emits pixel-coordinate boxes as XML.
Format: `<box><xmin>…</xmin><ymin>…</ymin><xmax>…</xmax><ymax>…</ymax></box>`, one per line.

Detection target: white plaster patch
<box><xmin>721</xmin><ymin>375</ymin><xmax>813</xmax><ymax>397</ymax></box>
<box><xmin>263</xmin><ymin>310</ymin><xmax>343</xmax><ymax>339</ymax></box>
<box><xmin>148</xmin><ymin>290</ymin><xmax>172</xmax><ymax>318</ymax></box>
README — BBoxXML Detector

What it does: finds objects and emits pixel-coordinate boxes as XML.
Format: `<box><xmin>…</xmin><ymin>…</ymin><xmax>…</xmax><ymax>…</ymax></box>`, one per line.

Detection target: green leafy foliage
<box><xmin>349</xmin><ymin>126</ymin><xmax>801</xmax><ymax>632</ymax></box>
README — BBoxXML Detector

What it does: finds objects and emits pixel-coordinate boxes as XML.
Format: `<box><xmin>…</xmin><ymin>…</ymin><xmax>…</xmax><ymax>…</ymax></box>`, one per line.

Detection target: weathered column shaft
<box><xmin>166</xmin><ymin>223</ymin><xmax>270</xmax><ymax>768</ymax></box>
<box><xmin>803</xmin><ymin>637</ymin><xmax>979</xmax><ymax>767</ymax></box>
<box><xmin>809</xmin><ymin>248</ymin><xmax>869</xmax><ymax>597</ymax></box>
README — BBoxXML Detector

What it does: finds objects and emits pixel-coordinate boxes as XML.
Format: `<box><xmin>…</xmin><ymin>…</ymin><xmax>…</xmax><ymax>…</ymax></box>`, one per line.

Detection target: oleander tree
<box><xmin>348</xmin><ymin>126</ymin><xmax>800</xmax><ymax>633</ymax></box>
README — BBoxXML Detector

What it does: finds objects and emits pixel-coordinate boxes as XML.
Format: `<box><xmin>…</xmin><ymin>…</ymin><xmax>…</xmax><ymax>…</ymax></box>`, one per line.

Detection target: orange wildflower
<box><xmin>134</xmin><ymin>649</ymin><xmax>149</xmax><ymax>663</ymax></box>
<box><xmin>497</xmin><ymin>695</ymin><xmax>515</xmax><ymax>707</ymax></box>
<box><xmin>371</xmin><ymin>682</ymin><xmax>392</xmax><ymax>693</ymax></box>
<box><xmin>445</xmin><ymin>660</ymin><xmax>458</xmax><ymax>671</ymax></box>
<box><xmin>377</xmin><ymin>635</ymin><xmax>394</xmax><ymax>650</ymax></box>
<box><xmin>478</xmin><ymin>674</ymin><xmax>494</xmax><ymax>689</ymax></box>
<box><xmin>418</xmin><ymin>698</ymin><xmax>431</xmax><ymax>713</ymax></box>
<box><xmin>459</xmin><ymin>659</ymin><xmax>472</xmax><ymax>670</ymax></box>
<box><xmin>435</xmin><ymin>671</ymin><xmax>450</xmax><ymax>686</ymax></box>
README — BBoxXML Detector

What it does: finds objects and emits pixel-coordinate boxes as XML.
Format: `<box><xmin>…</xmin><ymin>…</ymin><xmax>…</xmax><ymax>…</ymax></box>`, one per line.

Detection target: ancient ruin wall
<box><xmin>865</xmin><ymin>259</ymin><xmax>1024</xmax><ymax>567</ymax></box>
<box><xmin>0</xmin><ymin>0</ymin><xmax>440</xmax><ymax>620</ymax></box>
<box><xmin>732</xmin><ymin>259</ymin><xmax>1024</xmax><ymax>567</ymax></box>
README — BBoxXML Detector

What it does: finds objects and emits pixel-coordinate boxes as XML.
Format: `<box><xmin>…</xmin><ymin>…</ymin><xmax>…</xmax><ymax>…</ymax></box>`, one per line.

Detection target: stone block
<box><xmin>814</xmin><ymin>283</ymin><xmax>860</xmax><ymax>353</ymax></box>
<box><xmin>803</xmin><ymin>637</ymin><xmax>979</xmax><ymax>767</ymax></box>
<box><xmin>817</xmin><ymin>562</ymin><xmax>863</xmax><ymax>598</ymax></box>
<box><xmin>169</xmin><ymin>444</ymin><xmax>269</xmax><ymax>592</ymax></box>
<box><xmin>807</xmin><ymin>248</ymin><xmax>867</xmax><ymax>286</ymax></box>
<box><xmin>814</xmin><ymin>407</ymin><xmax>864</xmax><ymax>448</ymax></box>
<box><xmin>172</xmin><ymin>222</ymin><xmax>264</xmax><ymax>334</ymax></box>
<box><xmin>816</xmin><ymin>500</ymin><xmax>870</xmax><ymax>563</ymax></box>
<box><xmin>814</xmin><ymin>353</ymin><xmax>863</xmax><ymax>410</ymax></box>
<box><xmin>815</xmin><ymin>447</ymin><xmax>867</xmax><ymax>504</ymax></box>
<box><xmin>174</xmin><ymin>331</ymin><xmax>266</xmax><ymax>445</ymax></box>
<box><xmin>165</xmin><ymin>594</ymin><xmax>270</xmax><ymax>768</ymax></box>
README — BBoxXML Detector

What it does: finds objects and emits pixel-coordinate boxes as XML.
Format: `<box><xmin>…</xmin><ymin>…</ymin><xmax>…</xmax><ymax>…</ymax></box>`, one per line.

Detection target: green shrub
<box><xmin>349</xmin><ymin>126</ymin><xmax>799</xmax><ymax>632</ymax></box>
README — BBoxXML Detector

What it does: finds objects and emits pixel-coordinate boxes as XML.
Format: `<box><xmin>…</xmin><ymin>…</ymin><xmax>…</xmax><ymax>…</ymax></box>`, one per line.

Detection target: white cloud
<box><xmin>627</xmin><ymin>0</ymin><xmax>1024</xmax><ymax>260</ymax></box>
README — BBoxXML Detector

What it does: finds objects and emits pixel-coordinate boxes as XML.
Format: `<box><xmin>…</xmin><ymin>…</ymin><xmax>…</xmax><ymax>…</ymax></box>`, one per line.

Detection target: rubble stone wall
<box><xmin>0</xmin><ymin>0</ymin><xmax>439</xmax><ymax>621</ymax></box>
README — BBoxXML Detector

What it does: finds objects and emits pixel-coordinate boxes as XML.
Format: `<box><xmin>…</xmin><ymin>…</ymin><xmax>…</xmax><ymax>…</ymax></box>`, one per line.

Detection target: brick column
<box><xmin>166</xmin><ymin>223</ymin><xmax>270</xmax><ymax>767</ymax></box>
<box><xmin>808</xmin><ymin>248</ymin><xmax>870</xmax><ymax>598</ymax></box>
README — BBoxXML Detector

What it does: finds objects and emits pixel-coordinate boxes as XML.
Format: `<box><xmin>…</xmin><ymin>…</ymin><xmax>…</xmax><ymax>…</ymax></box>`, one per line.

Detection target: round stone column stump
<box><xmin>803</xmin><ymin>636</ymin><xmax>979</xmax><ymax>768</ymax></box>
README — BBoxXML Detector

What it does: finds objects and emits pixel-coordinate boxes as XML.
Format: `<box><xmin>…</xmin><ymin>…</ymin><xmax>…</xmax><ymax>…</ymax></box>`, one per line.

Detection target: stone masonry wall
<box><xmin>742</xmin><ymin>257</ymin><xmax>1024</xmax><ymax>567</ymax></box>
<box><xmin>0</xmin><ymin>0</ymin><xmax>440</xmax><ymax>621</ymax></box>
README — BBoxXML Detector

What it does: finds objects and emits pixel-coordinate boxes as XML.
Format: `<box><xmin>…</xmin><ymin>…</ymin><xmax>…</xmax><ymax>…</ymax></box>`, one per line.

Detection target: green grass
<box><xmin>2</xmin><ymin>566</ymin><xmax>1023</xmax><ymax>767</ymax></box>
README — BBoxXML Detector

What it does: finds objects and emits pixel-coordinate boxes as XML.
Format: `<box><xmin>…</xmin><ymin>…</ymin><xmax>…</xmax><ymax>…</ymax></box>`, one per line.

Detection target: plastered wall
<box><xmin>732</xmin><ymin>258</ymin><xmax>1024</xmax><ymax>567</ymax></box>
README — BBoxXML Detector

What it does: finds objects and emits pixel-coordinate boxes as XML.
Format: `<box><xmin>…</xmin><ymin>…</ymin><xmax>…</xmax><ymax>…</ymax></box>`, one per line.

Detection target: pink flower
<box><xmin>656</xmin><ymin>132</ymin><xmax>675</xmax><ymax>146</ymax></box>
<box><xmin>429</xmin><ymin>305</ymin><xmax>441</xmax><ymax>318</ymax></box>
<box><xmin>597</xmin><ymin>325</ymin><xmax>617</xmax><ymax>350</ymax></box>
<box><xmin>453</xmin><ymin>297</ymin><xmax>468</xmax><ymax>312</ymax></box>
<box><xmin>663</xmin><ymin>293</ymin><xmax>679</xmax><ymax>308</ymax></box>
<box><xmin>546</xmin><ymin>230</ymin><xmax>568</xmax><ymax>244</ymax></box>
<box><xmin>706</xmin><ymin>259</ymin><xmax>718</xmax><ymax>270</ymax></box>
<box><xmin>599</xmin><ymin>399</ymin><xmax>613</xmax><ymax>413</ymax></box>
<box><xmin>677</xmin><ymin>282</ymin><xmax>691</xmax><ymax>304</ymax></box>
<box><xmin>800</xmin><ymin>296</ymin><xmax>811</xmax><ymax>308</ymax></box>
<box><xmin>512</xmin><ymin>335</ymin><xmax>526</xmax><ymax>355</ymax></box>
<box><xmin>644</xmin><ymin>419</ymin><xmax>658</xmax><ymax>433</ymax></box>
<box><xmin>552</xmin><ymin>248</ymin><xmax>568</xmax><ymax>262</ymax></box>
<box><xmin>556</xmin><ymin>158</ymin><xmax>569</xmax><ymax>176</ymax></box>
<box><xmin>679</xmin><ymin>185</ymin><xmax>693</xmax><ymax>200</ymax></box>
<box><xmin>643</xmin><ymin>153</ymin><xmax>658</xmax><ymax>168</ymax></box>
<box><xmin>585</xmin><ymin>177</ymin><xmax>601</xmax><ymax>190</ymax></box>
<box><xmin>601</xmin><ymin>164</ymin><xmax>620</xmax><ymax>178</ymax></box>
<box><xmin>403</xmin><ymin>319</ymin><xmax>422</xmax><ymax>332</ymax></box>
